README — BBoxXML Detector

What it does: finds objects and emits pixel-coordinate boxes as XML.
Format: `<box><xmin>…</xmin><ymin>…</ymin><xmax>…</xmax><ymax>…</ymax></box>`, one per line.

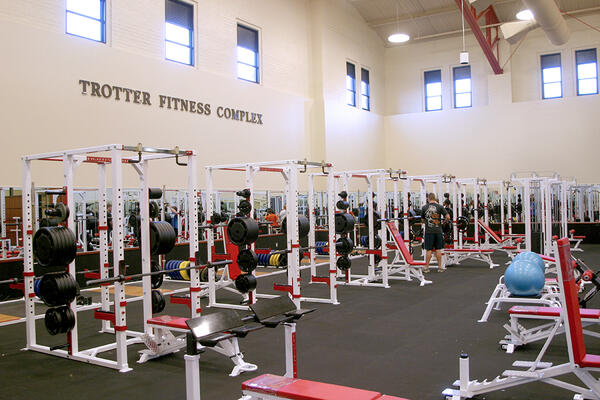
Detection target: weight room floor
<box><xmin>2</xmin><ymin>247</ymin><xmax>600</xmax><ymax>400</ymax></box>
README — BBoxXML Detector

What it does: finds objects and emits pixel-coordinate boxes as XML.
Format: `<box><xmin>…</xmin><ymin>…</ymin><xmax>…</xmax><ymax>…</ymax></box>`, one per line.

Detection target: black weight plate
<box><xmin>129</xmin><ymin>214</ymin><xmax>140</xmax><ymax>228</ymax></box>
<box><xmin>149</xmin><ymin>201</ymin><xmax>159</xmax><ymax>219</ymax></box>
<box><xmin>212</xmin><ymin>213</ymin><xmax>222</xmax><ymax>224</ymax></box>
<box><xmin>237</xmin><ymin>249</ymin><xmax>258</xmax><ymax>273</ymax></box>
<box><xmin>281</xmin><ymin>215</ymin><xmax>310</xmax><ymax>239</ymax></box>
<box><xmin>235</xmin><ymin>274</ymin><xmax>257</xmax><ymax>293</ymax></box>
<box><xmin>200</xmin><ymin>267</ymin><xmax>208</xmax><ymax>282</ymax></box>
<box><xmin>33</xmin><ymin>228</ymin><xmax>54</xmax><ymax>266</ymax></box>
<box><xmin>151</xmin><ymin>260</ymin><xmax>163</xmax><ymax>289</ymax></box>
<box><xmin>227</xmin><ymin>217</ymin><xmax>259</xmax><ymax>245</ymax></box>
<box><xmin>151</xmin><ymin>290</ymin><xmax>166</xmax><ymax>313</ymax></box>
<box><xmin>44</xmin><ymin>307</ymin><xmax>62</xmax><ymax>336</ymax></box>
<box><xmin>335</xmin><ymin>237</ymin><xmax>354</xmax><ymax>255</ymax></box>
<box><xmin>238</xmin><ymin>200</ymin><xmax>252</xmax><ymax>215</ymax></box>
<box><xmin>150</xmin><ymin>221</ymin><xmax>176</xmax><ymax>255</ymax></box>
<box><xmin>336</xmin><ymin>256</ymin><xmax>351</xmax><ymax>271</ymax></box>
<box><xmin>59</xmin><ymin>306</ymin><xmax>76</xmax><ymax>333</ymax></box>
<box><xmin>334</xmin><ymin>213</ymin><xmax>354</xmax><ymax>234</ymax></box>
<box><xmin>148</xmin><ymin>188</ymin><xmax>163</xmax><ymax>200</ymax></box>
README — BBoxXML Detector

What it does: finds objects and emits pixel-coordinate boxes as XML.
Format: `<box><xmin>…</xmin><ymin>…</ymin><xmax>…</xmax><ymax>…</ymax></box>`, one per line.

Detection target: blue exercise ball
<box><xmin>505</xmin><ymin>260</ymin><xmax>545</xmax><ymax>296</ymax></box>
<box><xmin>514</xmin><ymin>251</ymin><xmax>545</xmax><ymax>274</ymax></box>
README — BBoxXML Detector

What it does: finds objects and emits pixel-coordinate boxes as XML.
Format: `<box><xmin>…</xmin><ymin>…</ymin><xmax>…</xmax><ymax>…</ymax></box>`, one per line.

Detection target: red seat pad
<box><xmin>146</xmin><ymin>315</ymin><xmax>189</xmax><ymax>329</ymax></box>
<box><xmin>377</xmin><ymin>396</ymin><xmax>410</xmax><ymax>400</ymax></box>
<box><xmin>545</xmin><ymin>278</ymin><xmax>558</xmax><ymax>283</ymax></box>
<box><xmin>540</xmin><ymin>255</ymin><xmax>555</xmax><ymax>262</ymax></box>
<box><xmin>580</xmin><ymin>354</ymin><xmax>600</xmax><ymax>368</ymax></box>
<box><xmin>508</xmin><ymin>306</ymin><xmax>600</xmax><ymax>319</ymax></box>
<box><xmin>242</xmin><ymin>374</ymin><xmax>298</xmax><ymax>396</ymax></box>
<box><xmin>502</xmin><ymin>246</ymin><xmax>518</xmax><ymax>250</ymax></box>
<box><xmin>243</xmin><ymin>374</ymin><xmax>382</xmax><ymax>400</ymax></box>
<box><xmin>443</xmin><ymin>248</ymin><xmax>494</xmax><ymax>253</ymax></box>
<box><xmin>573</xmin><ymin>236</ymin><xmax>586</xmax><ymax>239</ymax></box>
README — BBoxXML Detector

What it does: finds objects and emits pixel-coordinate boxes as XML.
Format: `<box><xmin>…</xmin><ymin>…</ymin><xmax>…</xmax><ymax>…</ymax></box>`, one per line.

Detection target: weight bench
<box><xmin>442</xmin><ymin>248</ymin><xmax>497</xmax><ymax>269</ymax></box>
<box><xmin>142</xmin><ymin>314</ymin><xmax>258</xmax><ymax>376</ymax></box>
<box><xmin>477</xmin><ymin>219</ymin><xmax>523</xmax><ymax>255</ymax></box>
<box><xmin>385</xmin><ymin>222</ymin><xmax>431</xmax><ymax>286</ymax></box>
<box><xmin>241</xmin><ymin>374</ymin><xmax>409</xmax><ymax>400</ymax></box>
<box><xmin>499</xmin><ymin>305</ymin><xmax>600</xmax><ymax>353</ymax></box>
<box><xmin>570</xmin><ymin>229</ymin><xmax>585</xmax><ymax>252</ymax></box>
<box><xmin>444</xmin><ymin>237</ymin><xmax>600</xmax><ymax>399</ymax></box>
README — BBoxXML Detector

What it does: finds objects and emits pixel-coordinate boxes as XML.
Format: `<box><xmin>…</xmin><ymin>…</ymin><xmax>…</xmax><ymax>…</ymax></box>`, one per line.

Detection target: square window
<box><xmin>543</xmin><ymin>82</ymin><xmax>562</xmax><ymax>98</ymax></box>
<box><xmin>427</xmin><ymin>96</ymin><xmax>442</xmax><ymax>111</ymax></box>
<box><xmin>578</xmin><ymin>79</ymin><xmax>598</xmax><ymax>95</ymax></box>
<box><xmin>455</xmin><ymin>92</ymin><xmax>472</xmax><ymax>108</ymax></box>
<box><xmin>66</xmin><ymin>0</ymin><xmax>105</xmax><ymax>42</ymax></box>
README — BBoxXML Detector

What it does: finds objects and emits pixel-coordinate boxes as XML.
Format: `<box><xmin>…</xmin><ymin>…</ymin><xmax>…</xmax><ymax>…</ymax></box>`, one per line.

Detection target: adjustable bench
<box><xmin>385</xmin><ymin>222</ymin><xmax>431</xmax><ymax>286</ymax></box>
<box><xmin>143</xmin><ymin>314</ymin><xmax>257</xmax><ymax>376</ymax></box>
<box><xmin>569</xmin><ymin>229</ymin><xmax>585</xmax><ymax>252</ymax></box>
<box><xmin>242</xmin><ymin>374</ymin><xmax>409</xmax><ymax>400</ymax></box>
<box><xmin>477</xmin><ymin>219</ymin><xmax>523</xmax><ymax>255</ymax></box>
<box><xmin>500</xmin><ymin>305</ymin><xmax>600</xmax><ymax>353</ymax></box>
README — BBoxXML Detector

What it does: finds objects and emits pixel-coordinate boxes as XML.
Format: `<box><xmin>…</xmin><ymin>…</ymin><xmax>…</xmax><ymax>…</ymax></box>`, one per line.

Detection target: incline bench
<box><xmin>386</xmin><ymin>222</ymin><xmax>431</xmax><ymax>286</ymax></box>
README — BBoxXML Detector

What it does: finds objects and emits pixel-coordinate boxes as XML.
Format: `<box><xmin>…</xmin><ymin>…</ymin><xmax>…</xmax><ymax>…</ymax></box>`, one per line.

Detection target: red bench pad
<box><xmin>443</xmin><ymin>249</ymin><xmax>494</xmax><ymax>253</ymax></box>
<box><xmin>509</xmin><ymin>306</ymin><xmax>600</xmax><ymax>319</ymax></box>
<box><xmin>378</xmin><ymin>396</ymin><xmax>409</xmax><ymax>400</ymax></box>
<box><xmin>147</xmin><ymin>315</ymin><xmax>189</xmax><ymax>329</ymax></box>
<box><xmin>573</xmin><ymin>236</ymin><xmax>586</xmax><ymax>240</ymax></box>
<box><xmin>580</xmin><ymin>354</ymin><xmax>600</xmax><ymax>368</ymax></box>
<box><xmin>242</xmin><ymin>374</ymin><xmax>383</xmax><ymax>400</ymax></box>
<box><xmin>502</xmin><ymin>246</ymin><xmax>518</xmax><ymax>250</ymax></box>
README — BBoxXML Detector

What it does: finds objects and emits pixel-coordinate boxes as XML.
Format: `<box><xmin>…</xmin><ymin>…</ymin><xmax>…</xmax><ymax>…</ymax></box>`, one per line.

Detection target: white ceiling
<box><xmin>348</xmin><ymin>0</ymin><xmax>600</xmax><ymax>45</ymax></box>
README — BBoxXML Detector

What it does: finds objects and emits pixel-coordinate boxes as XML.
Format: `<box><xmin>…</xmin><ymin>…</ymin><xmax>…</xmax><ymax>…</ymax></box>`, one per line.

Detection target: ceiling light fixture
<box><xmin>388</xmin><ymin>33</ymin><xmax>410</xmax><ymax>43</ymax></box>
<box><xmin>388</xmin><ymin>1</ymin><xmax>410</xmax><ymax>44</ymax></box>
<box><xmin>516</xmin><ymin>9</ymin><xmax>534</xmax><ymax>21</ymax></box>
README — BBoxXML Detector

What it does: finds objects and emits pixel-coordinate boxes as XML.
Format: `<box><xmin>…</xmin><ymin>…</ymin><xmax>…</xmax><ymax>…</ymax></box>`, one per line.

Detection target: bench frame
<box><xmin>443</xmin><ymin>237</ymin><xmax>600</xmax><ymax>400</ymax></box>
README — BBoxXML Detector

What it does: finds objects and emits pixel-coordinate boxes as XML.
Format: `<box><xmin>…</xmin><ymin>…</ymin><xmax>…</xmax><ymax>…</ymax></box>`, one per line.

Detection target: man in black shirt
<box><xmin>420</xmin><ymin>193</ymin><xmax>450</xmax><ymax>272</ymax></box>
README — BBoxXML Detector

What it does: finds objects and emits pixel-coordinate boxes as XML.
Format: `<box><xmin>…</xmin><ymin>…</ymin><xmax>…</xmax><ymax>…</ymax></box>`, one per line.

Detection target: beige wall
<box><xmin>0</xmin><ymin>0</ymin><xmax>385</xmax><ymax>189</ymax></box>
<box><xmin>383</xmin><ymin>14</ymin><xmax>600</xmax><ymax>181</ymax></box>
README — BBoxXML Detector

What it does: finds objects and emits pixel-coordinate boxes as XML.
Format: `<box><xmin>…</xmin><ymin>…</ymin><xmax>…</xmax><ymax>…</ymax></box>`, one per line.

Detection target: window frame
<box><xmin>452</xmin><ymin>65</ymin><xmax>472</xmax><ymax>109</ymax></box>
<box><xmin>346</xmin><ymin>61</ymin><xmax>357</xmax><ymax>107</ymax></box>
<box><xmin>65</xmin><ymin>0</ymin><xmax>107</xmax><ymax>43</ymax></box>
<box><xmin>164</xmin><ymin>0</ymin><xmax>195</xmax><ymax>66</ymax></box>
<box><xmin>360</xmin><ymin>67</ymin><xmax>371</xmax><ymax>111</ymax></box>
<box><xmin>236</xmin><ymin>22</ymin><xmax>261</xmax><ymax>84</ymax></box>
<box><xmin>424</xmin><ymin>69</ymin><xmax>443</xmax><ymax>112</ymax></box>
<box><xmin>575</xmin><ymin>48</ymin><xmax>598</xmax><ymax>97</ymax></box>
<box><xmin>540</xmin><ymin>52</ymin><xmax>563</xmax><ymax>100</ymax></box>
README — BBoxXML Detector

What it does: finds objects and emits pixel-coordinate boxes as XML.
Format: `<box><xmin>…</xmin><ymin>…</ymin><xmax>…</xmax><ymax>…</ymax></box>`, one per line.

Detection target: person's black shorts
<box><xmin>423</xmin><ymin>232</ymin><xmax>444</xmax><ymax>250</ymax></box>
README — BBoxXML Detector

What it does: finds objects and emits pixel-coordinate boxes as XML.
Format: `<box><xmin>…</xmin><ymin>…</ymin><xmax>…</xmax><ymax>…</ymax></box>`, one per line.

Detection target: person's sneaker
<box><xmin>423</xmin><ymin>268</ymin><xmax>430</xmax><ymax>273</ymax></box>
<box><xmin>438</xmin><ymin>267</ymin><xmax>446</xmax><ymax>273</ymax></box>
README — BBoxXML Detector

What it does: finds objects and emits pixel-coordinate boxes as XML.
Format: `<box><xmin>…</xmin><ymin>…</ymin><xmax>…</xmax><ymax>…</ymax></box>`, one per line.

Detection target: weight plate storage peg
<box><xmin>227</xmin><ymin>217</ymin><xmax>259</xmax><ymax>245</ymax></box>
<box><xmin>45</xmin><ymin>306</ymin><xmax>76</xmax><ymax>336</ymax></box>
<box><xmin>237</xmin><ymin>249</ymin><xmax>258</xmax><ymax>273</ymax></box>
<box><xmin>334</xmin><ymin>213</ymin><xmax>355</xmax><ymax>234</ymax></box>
<box><xmin>337</xmin><ymin>256</ymin><xmax>352</xmax><ymax>271</ymax></box>
<box><xmin>235</xmin><ymin>273</ymin><xmax>257</xmax><ymax>293</ymax></box>
<box><xmin>149</xmin><ymin>221</ymin><xmax>176</xmax><ymax>255</ymax></box>
<box><xmin>33</xmin><ymin>226</ymin><xmax>77</xmax><ymax>267</ymax></box>
<box><xmin>151</xmin><ymin>289</ymin><xmax>166</xmax><ymax>313</ymax></box>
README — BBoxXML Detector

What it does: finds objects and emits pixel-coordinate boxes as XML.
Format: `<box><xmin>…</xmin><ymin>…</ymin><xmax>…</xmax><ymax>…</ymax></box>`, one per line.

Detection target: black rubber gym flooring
<box><xmin>2</xmin><ymin>246</ymin><xmax>600</xmax><ymax>400</ymax></box>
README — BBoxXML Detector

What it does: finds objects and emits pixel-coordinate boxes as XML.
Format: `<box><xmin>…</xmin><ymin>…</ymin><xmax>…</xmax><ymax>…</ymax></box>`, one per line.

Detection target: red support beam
<box><xmin>454</xmin><ymin>0</ymin><xmax>503</xmax><ymax>75</ymax></box>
